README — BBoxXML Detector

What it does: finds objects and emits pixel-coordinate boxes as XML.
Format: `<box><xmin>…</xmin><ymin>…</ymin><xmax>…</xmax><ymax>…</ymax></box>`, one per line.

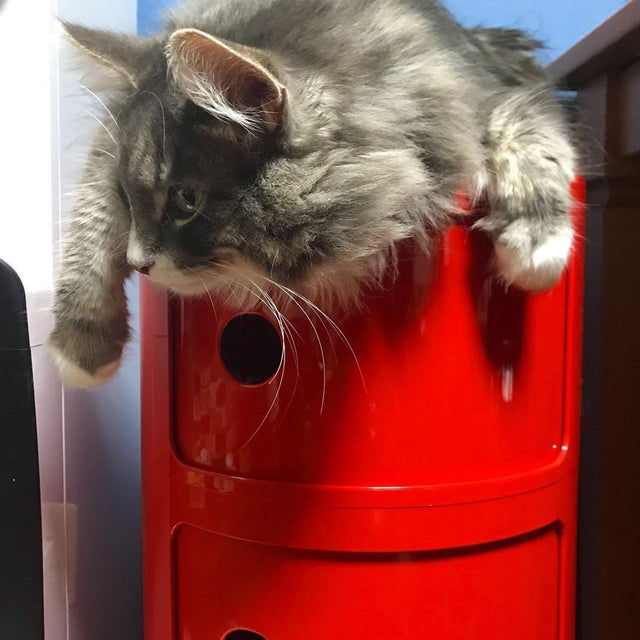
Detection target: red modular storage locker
<box><xmin>141</xmin><ymin>180</ymin><xmax>585</xmax><ymax>640</ymax></box>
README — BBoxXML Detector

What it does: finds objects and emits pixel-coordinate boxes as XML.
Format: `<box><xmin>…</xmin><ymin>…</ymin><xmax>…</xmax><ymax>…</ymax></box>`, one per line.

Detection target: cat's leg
<box><xmin>49</xmin><ymin>149</ymin><xmax>131</xmax><ymax>387</ymax></box>
<box><xmin>478</xmin><ymin>86</ymin><xmax>576</xmax><ymax>290</ymax></box>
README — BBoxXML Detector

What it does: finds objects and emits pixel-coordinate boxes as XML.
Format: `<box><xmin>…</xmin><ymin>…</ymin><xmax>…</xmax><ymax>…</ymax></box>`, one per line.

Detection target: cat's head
<box><xmin>64</xmin><ymin>24</ymin><xmax>431</xmax><ymax>308</ymax></box>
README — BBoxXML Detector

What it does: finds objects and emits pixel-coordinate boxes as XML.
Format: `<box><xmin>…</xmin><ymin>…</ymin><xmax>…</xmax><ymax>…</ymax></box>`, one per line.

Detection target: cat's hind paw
<box><xmin>492</xmin><ymin>219</ymin><xmax>574</xmax><ymax>291</ymax></box>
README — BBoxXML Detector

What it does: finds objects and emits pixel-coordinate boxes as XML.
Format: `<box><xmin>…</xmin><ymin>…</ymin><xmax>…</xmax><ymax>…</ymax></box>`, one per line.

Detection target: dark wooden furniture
<box><xmin>550</xmin><ymin>3</ymin><xmax>640</xmax><ymax>639</ymax></box>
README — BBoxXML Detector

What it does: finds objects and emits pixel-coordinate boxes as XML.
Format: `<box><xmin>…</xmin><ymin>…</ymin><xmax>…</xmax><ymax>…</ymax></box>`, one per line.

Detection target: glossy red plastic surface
<box><xmin>141</xmin><ymin>179</ymin><xmax>585</xmax><ymax>640</ymax></box>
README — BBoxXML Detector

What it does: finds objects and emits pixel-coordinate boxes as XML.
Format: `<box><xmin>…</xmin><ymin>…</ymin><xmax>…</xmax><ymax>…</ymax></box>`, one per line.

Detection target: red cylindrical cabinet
<box><xmin>141</xmin><ymin>180</ymin><xmax>585</xmax><ymax>640</ymax></box>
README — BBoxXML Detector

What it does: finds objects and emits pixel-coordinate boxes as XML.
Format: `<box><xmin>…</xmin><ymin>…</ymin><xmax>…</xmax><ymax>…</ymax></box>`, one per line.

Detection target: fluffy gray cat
<box><xmin>50</xmin><ymin>0</ymin><xmax>576</xmax><ymax>387</ymax></box>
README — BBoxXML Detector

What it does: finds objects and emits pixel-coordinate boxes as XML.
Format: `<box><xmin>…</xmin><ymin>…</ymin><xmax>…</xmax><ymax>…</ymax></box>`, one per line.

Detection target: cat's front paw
<box><xmin>51</xmin><ymin>351</ymin><xmax>121</xmax><ymax>388</ymax></box>
<box><xmin>48</xmin><ymin>320</ymin><xmax>127</xmax><ymax>388</ymax></box>
<box><xmin>491</xmin><ymin>218</ymin><xmax>574</xmax><ymax>291</ymax></box>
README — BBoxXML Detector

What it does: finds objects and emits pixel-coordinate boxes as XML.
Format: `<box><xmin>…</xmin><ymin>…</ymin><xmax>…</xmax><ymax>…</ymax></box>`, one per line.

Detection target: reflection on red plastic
<box><xmin>141</xmin><ymin>179</ymin><xmax>585</xmax><ymax>639</ymax></box>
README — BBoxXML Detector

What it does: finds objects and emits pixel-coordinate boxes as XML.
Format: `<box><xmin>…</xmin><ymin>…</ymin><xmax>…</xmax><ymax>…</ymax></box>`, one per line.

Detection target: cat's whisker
<box><xmin>275</xmin><ymin>280</ymin><xmax>339</xmax><ymax>361</ymax></box>
<box><xmin>269</xmin><ymin>278</ymin><xmax>367</xmax><ymax>393</ymax></box>
<box><xmin>83</xmin><ymin>110</ymin><xmax>118</xmax><ymax>148</ymax></box>
<box><xmin>251</xmin><ymin>273</ymin><xmax>327</xmax><ymax>414</ymax></box>
<box><xmin>80</xmin><ymin>84</ymin><xmax>120</xmax><ymax>130</ymax></box>
<box><xmin>272</xmin><ymin>289</ymin><xmax>325</xmax><ymax>412</ymax></box>
<box><xmin>61</xmin><ymin>181</ymin><xmax>105</xmax><ymax>191</ymax></box>
<box><xmin>269</xmin><ymin>249</ymin><xmax>279</xmax><ymax>279</ymax></box>
<box><xmin>88</xmin><ymin>147</ymin><xmax>116</xmax><ymax>160</ymax></box>
<box><xmin>215</xmin><ymin>261</ymin><xmax>300</xmax><ymax>390</ymax></box>
<box><xmin>183</xmin><ymin>266</ymin><xmax>220</xmax><ymax>324</ymax></box>
<box><xmin>244</xmin><ymin>288</ymin><xmax>301</xmax><ymax>448</ymax></box>
<box><xmin>260</xmin><ymin>300</ymin><xmax>302</xmax><ymax>436</ymax></box>
<box><xmin>216</xmin><ymin>266</ymin><xmax>295</xmax><ymax>448</ymax></box>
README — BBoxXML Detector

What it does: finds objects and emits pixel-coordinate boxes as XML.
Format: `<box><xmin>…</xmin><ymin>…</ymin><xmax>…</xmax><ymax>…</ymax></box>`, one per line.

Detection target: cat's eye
<box><xmin>171</xmin><ymin>185</ymin><xmax>205</xmax><ymax>221</ymax></box>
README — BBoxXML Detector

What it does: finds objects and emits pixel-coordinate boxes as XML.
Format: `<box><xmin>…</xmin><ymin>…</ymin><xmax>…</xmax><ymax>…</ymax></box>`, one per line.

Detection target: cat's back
<box><xmin>166</xmin><ymin>0</ymin><xmax>545</xmax><ymax>91</ymax></box>
<box><xmin>165</xmin><ymin>0</ymin><xmax>468</xmax><ymax>70</ymax></box>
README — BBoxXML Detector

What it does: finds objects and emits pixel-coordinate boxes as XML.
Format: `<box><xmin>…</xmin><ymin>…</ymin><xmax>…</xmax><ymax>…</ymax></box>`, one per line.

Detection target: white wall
<box><xmin>0</xmin><ymin>1</ymin><xmax>142</xmax><ymax>638</ymax></box>
<box><xmin>0</xmin><ymin>1</ymin><xmax>55</xmax><ymax>293</ymax></box>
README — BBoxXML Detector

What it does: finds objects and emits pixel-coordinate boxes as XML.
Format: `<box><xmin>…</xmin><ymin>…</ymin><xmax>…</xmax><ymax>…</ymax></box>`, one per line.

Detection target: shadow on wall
<box><xmin>63</xmin><ymin>356</ymin><xmax>142</xmax><ymax>639</ymax></box>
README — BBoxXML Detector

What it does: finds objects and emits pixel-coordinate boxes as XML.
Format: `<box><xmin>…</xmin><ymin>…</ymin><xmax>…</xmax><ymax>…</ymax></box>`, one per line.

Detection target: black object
<box><xmin>0</xmin><ymin>260</ymin><xmax>44</xmax><ymax>639</ymax></box>
<box><xmin>223</xmin><ymin>631</ymin><xmax>268</xmax><ymax>640</ymax></box>
<box><xmin>220</xmin><ymin>313</ymin><xmax>283</xmax><ymax>385</ymax></box>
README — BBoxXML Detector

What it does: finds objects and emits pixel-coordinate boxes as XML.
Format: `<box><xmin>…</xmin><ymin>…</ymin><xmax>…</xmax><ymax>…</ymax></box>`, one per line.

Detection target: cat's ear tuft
<box><xmin>62</xmin><ymin>22</ymin><xmax>155</xmax><ymax>88</ymax></box>
<box><xmin>166</xmin><ymin>28</ymin><xmax>287</xmax><ymax>132</ymax></box>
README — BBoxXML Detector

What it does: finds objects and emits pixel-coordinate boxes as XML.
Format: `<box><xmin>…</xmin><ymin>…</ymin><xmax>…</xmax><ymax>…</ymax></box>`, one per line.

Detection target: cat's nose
<box><xmin>130</xmin><ymin>261</ymin><xmax>154</xmax><ymax>276</ymax></box>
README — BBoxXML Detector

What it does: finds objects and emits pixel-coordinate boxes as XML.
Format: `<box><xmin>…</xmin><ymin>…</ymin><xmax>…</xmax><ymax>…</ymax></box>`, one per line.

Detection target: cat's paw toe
<box><xmin>51</xmin><ymin>348</ymin><xmax>121</xmax><ymax>388</ymax></box>
<box><xmin>493</xmin><ymin>220</ymin><xmax>573</xmax><ymax>291</ymax></box>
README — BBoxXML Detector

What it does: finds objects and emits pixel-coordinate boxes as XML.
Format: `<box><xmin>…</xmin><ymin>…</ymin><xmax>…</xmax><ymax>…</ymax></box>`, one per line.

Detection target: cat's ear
<box><xmin>166</xmin><ymin>28</ymin><xmax>287</xmax><ymax>132</ymax></box>
<box><xmin>62</xmin><ymin>23</ymin><xmax>155</xmax><ymax>88</ymax></box>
